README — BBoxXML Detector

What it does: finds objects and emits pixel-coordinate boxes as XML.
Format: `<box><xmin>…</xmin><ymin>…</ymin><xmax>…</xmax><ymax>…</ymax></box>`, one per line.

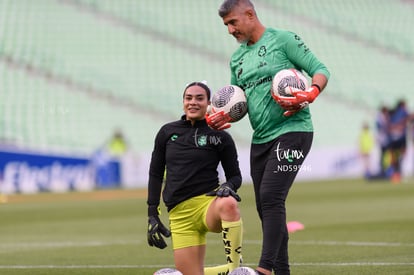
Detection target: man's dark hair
<box><xmin>218</xmin><ymin>0</ymin><xmax>254</xmax><ymax>18</ymax></box>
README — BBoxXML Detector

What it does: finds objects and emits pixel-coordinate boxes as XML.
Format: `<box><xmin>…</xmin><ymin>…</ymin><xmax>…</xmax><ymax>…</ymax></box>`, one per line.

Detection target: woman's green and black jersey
<box><xmin>147</xmin><ymin>115</ymin><xmax>242</xmax><ymax>212</ymax></box>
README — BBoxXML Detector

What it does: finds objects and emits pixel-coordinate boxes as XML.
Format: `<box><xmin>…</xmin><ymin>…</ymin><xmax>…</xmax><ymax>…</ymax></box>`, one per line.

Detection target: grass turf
<box><xmin>1</xmin><ymin>178</ymin><xmax>413</xmax><ymax>274</ymax></box>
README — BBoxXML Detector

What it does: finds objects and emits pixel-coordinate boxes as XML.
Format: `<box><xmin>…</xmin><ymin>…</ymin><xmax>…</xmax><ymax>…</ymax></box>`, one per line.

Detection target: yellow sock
<box><xmin>204</xmin><ymin>219</ymin><xmax>243</xmax><ymax>274</ymax></box>
<box><xmin>204</xmin><ymin>264</ymin><xmax>229</xmax><ymax>275</ymax></box>
<box><xmin>222</xmin><ymin>219</ymin><xmax>243</xmax><ymax>271</ymax></box>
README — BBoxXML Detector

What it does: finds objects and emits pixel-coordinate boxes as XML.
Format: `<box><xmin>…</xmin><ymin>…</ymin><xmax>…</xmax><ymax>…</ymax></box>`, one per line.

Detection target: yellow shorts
<box><xmin>169</xmin><ymin>194</ymin><xmax>215</xmax><ymax>249</ymax></box>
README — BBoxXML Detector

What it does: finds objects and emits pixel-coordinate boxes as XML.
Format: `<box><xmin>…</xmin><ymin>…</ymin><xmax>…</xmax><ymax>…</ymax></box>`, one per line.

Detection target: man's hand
<box><xmin>291</xmin><ymin>85</ymin><xmax>320</xmax><ymax>103</ymax></box>
<box><xmin>147</xmin><ymin>215</ymin><xmax>171</xmax><ymax>249</ymax></box>
<box><xmin>206</xmin><ymin>183</ymin><xmax>241</xmax><ymax>202</ymax></box>
<box><xmin>205</xmin><ymin>111</ymin><xmax>231</xmax><ymax>130</ymax></box>
<box><xmin>282</xmin><ymin>104</ymin><xmax>307</xmax><ymax>117</ymax></box>
<box><xmin>275</xmin><ymin>85</ymin><xmax>320</xmax><ymax>110</ymax></box>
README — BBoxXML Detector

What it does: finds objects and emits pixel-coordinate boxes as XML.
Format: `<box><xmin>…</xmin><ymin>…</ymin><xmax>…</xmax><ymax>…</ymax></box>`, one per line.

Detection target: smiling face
<box><xmin>183</xmin><ymin>85</ymin><xmax>210</xmax><ymax>124</ymax></box>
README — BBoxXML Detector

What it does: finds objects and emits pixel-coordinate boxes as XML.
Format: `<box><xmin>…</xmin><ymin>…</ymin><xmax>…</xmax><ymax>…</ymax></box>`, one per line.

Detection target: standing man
<box><xmin>208</xmin><ymin>1</ymin><xmax>330</xmax><ymax>274</ymax></box>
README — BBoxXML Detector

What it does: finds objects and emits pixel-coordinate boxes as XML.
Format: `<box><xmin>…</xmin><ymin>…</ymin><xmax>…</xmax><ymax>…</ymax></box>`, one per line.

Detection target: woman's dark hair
<box><xmin>183</xmin><ymin>82</ymin><xmax>211</xmax><ymax>100</ymax></box>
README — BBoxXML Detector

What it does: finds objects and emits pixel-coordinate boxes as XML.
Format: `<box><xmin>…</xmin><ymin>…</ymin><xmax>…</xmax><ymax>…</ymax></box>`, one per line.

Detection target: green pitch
<box><xmin>1</xmin><ymin>178</ymin><xmax>413</xmax><ymax>274</ymax></box>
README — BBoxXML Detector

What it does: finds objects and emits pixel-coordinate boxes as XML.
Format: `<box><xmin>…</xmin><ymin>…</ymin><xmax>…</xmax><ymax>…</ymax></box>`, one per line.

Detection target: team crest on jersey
<box><xmin>258</xmin><ymin>45</ymin><xmax>266</xmax><ymax>56</ymax></box>
<box><xmin>197</xmin><ymin>135</ymin><xmax>207</xmax><ymax>146</ymax></box>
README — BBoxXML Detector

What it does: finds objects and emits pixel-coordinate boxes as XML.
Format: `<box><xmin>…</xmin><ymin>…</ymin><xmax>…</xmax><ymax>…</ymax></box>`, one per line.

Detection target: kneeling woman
<box><xmin>147</xmin><ymin>81</ymin><xmax>244</xmax><ymax>275</ymax></box>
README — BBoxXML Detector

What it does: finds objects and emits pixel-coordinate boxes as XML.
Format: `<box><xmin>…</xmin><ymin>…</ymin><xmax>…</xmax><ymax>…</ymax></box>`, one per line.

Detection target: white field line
<box><xmin>292</xmin><ymin>262</ymin><xmax>414</xmax><ymax>266</ymax></box>
<box><xmin>1</xmin><ymin>262</ymin><xmax>414</xmax><ymax>269</ymax></box>
<box><xmin>0</xmin><ymin>240</ymin><xmax>142</xmax><ymax>254</ymax></box>
<box><xmin>1</xmin><ymin>239</ymin><xmax>413</xmax><ymax>252</ymax></box>
<box><xmin>0</xmin><ymin>240</ymin><xmax>141</xmax><ymax>249</ymax></box>
<box><xmin>0</xmin><ymin>265</ymin><xmax>161</xmax><ymax>269</ymax></box>
<box><xmin>1</xmin><ymin>239</ymin><xmax>413</xmax><ymax>269</ymax></box>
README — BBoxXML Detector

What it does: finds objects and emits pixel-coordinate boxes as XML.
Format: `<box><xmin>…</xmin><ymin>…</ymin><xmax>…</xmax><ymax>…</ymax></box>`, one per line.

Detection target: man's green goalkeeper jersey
<box><xmin>229</xmin><ymin>28</ymin><xmax>330</xmax><ymax>144</ymax></box>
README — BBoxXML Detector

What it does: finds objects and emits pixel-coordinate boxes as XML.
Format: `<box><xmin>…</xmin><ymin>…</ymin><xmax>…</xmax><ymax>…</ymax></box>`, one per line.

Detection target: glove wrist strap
<box><xmin>223</xmin><ymin>182</ymin><xmax>235</xmax><ymax>191</ymax></box>
<box><xmin>148</xmin><ymin>205</ymin><xmax>160</xmax><ymax>216</ymax></box>
<box><xmin>311</xmin><ymin>84</ymin><xmax>321</xmax><ymax>93</ymax></box>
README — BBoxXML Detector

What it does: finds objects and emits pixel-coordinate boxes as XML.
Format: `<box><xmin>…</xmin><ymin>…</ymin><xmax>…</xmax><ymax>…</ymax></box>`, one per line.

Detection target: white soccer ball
<box><xmin>153</xmin><ymin>268</ymin><xmax>183</xmax><ymax>275</ymax></box>
<box><xmin>271</xmin><ymin>68</ymin><xmax>309</xmax><ymax>99</ymax></box>
<box><xmin>229</xmin><ymin>266</ymin><xmax>258</xmax><ymax>275</ymax></box>
<box><xmin>210</xmin><ymin>85</ymin><xmax>248</xmax><ymax>122</ymax></box>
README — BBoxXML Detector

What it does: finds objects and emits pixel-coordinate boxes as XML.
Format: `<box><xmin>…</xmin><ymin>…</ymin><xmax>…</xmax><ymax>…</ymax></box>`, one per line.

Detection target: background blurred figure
<box><xmin>359</xmin><ymin>122</ymin><xmax>375</xmax><ymax>179</ymax></box>
<box><xmin>91</xmin><ymin>129</ymin><xmax>128</xmax><ymax>188</ymax></box>
<box><xmin>107</xmin><ymin>129</ymin><xmax>128</xmax><ymax>157</ymax></box>
<box><xmin>388</xmin><ymin>100</ymin><xmax>410</xmax><ymax>183</ymax></box>
<box><xmin>375</xmin><ymin>105</ymin><xmax>390</xmax><ymax>178</ymax></box>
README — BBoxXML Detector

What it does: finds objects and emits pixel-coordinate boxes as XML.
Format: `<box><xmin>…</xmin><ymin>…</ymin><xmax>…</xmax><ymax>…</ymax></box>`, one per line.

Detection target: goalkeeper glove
<box><xmin>147</xmin><ymin>206</ymin><xmax>171</xmax><ymax>249</ymax></box>
<box><xmin>282</xmin><ymin>104</ymin><xmax>307</xmax><ymax>117</ymax></box>
<box><xmin>206</xmin><ymin>183</ymin><xmax>241</xmax><ymax>202</ymax></box>
<box><xmin>205</xmin><ymin>111</ymin><xmax>231</xmax><ymax>130</ymax></box>
<box><xmin>275</xmin><ymin>85</ymin><xmax>320</xmax><ymax>110</ymax></box>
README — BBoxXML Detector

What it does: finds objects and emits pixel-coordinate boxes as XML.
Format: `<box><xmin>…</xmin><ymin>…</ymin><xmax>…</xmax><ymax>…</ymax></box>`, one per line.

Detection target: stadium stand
<box><xmin>1</xmin><ymin>0</ymin><xmax>413</xmax><ymax>154</ymax></box>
